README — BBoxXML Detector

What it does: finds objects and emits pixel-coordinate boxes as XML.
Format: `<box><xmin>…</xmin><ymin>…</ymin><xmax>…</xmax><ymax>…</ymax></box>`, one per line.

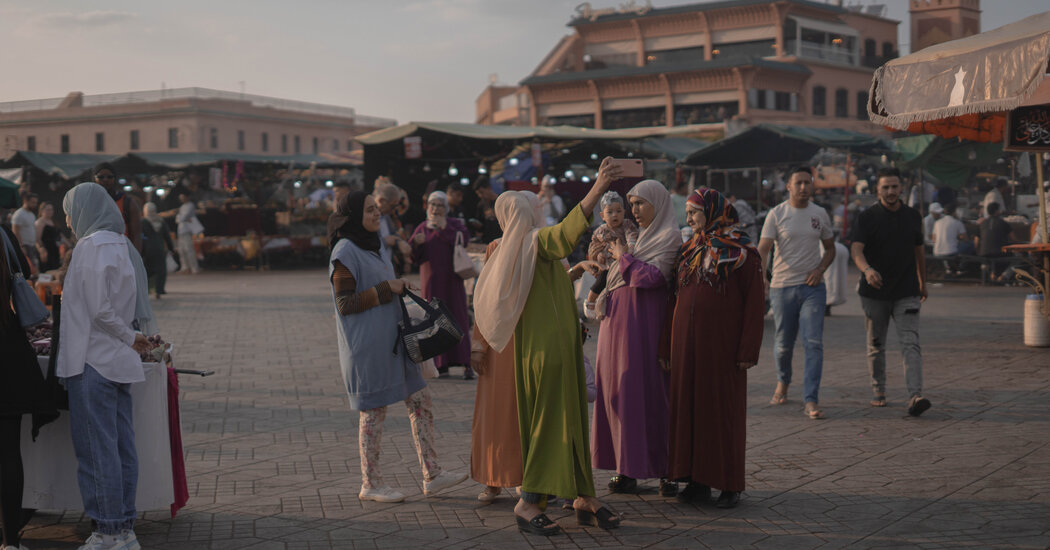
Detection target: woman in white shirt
<box><xmin>59</xmin><ymin>182</ymin><xmax>155</xmax><ymax>550</ymax></box>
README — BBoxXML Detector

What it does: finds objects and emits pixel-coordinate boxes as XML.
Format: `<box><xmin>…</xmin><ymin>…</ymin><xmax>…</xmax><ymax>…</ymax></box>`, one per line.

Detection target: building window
<box><xmin>209</xmin><ymin>128</ymin><xmax>218</xmax><ymax>149</ymax></box>
<box><xmin>674</xmin><ymin>101</ymin><xmax>738</xmax><ymax>125</ymax></box>
<box><xmin>281</xmin><ymin>134</ymin><xmax>288</xmax><ymax>153</ymax></box>
<box><xmin>856</xmin><ymin>91</ymin><xmax>869</xmax><ymax>120</ymax></box>
<box><xmin>95</xmin><ymin>132</ymin><xmax>105</xmax><ymax>152</ymax></box>
<box><xmin>712</xmin><ymin>39</ymin><xmax>776</xmax><ymax>59</ymax></box>
<box><xmin>882</xmin><ymin>42</ymin><xmax>896</xmax><ymax>60</ymax></box>
<box><xmin>26</xmin><ymin>136</ymin><xmax>36</xmax><ymax>152</ymax></box>
<box><xmin>347</xmin><ymin>140</ymin><xmax>353</xmax><ymax>152</ymax></box>
<box><xmin>332</xmin><ymin>139</ymin><xmax>339</xmax><ymax>152</ymax></box>
<box><xmin>261</xmin><ymin>132</ymin><xmax>269</xmax><ymax>152</ymax></box>
<box><xmin>294</xmin><ymin>135</ymin><xmax>300</xmax><ymax>154</ymax></box>
<box><xmin>835</xmin><ymin>88</ymin><xmax>849</xmax><ymax>118</ymax></box>
<box><xmin>602</xmin><ymin>106</ymin><xmax>666</xmax><ymax>130</ymax></box>
<box><xmin>583</xmin><ymin>52</ymin><xmax>635</xmax><ymax>71</ymax></box>
<box><xmin>168</xmin><ymin>128</ymin><xmax>178</xmax><ymax>149</ymax></box>
<box><xmin>646</xmin><ymin>46</ymin><xmax>705</xmax><ymax>66</ymax></box>
<box><xmin>812</xmin><ymin>86</ymin><xmax>826</xmax><ymax>116</ymax></box>
<box><xmin>130</xmin><ymin>130</ymin><xmax>140</xmax><ymax>150</ymax></box>
<box><xmin>788</xmin><ymin>27</ymin><xmax>857</xmax><ymax>65</ymax></box>
<box><xmin>311</xmin><ymin>137</ymin><xmax>319</xmax><ymax>155</ymax></box>
<box><xmin>748</xmin><ymin>89</ymin><xmax>798</xmax><ymax>112</ymax></box>
<box><xmin>237</xmin><ymin>130</ymin><xmax>245</xmax><ymax>151</ymax></box>
<box><xmin>538</xmin><ymin>113</ymin><xmax>595</xmax><ymax>128</ymax></box>
<box><xmin>61</xmin><ymin>134</ymin><xmax>70</xmax><ymax>153</ymax></box>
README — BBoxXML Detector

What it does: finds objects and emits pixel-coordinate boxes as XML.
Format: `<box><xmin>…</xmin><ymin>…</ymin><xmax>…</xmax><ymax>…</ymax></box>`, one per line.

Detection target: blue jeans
<box><xmin>770</xmin><ymin>283</ymin><xmax>826</xmax><ymax>404</ymax></box>
<box><xmin>67</xmin><ymin>364</ymin><xmax>138</xmax><ymax>535</ymax></box>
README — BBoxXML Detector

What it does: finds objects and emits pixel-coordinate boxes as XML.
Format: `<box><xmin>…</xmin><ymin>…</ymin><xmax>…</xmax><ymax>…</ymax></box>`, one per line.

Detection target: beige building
<box><xmin>476</xmin><ymin>0</ymin><xmax>909</xmax><ymax>135</ymax></box>
<box><xmin>0</xmin><ymin>87</ymin><xmax>396</xmax><ymax>159</ymax></box>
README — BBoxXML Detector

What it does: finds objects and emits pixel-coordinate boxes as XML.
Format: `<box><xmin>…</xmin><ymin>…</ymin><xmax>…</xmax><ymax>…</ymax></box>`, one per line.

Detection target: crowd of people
<box><xmin>323</xmin><ymin>158</ymin><xmax>938</xmax><ymax>538</ymax></box>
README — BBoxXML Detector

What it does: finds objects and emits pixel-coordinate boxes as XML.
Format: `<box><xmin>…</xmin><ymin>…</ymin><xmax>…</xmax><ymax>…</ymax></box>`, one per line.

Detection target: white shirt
<box><xmin>58</xmin><ymin>231</ymin><xmax>144</xmax><ymax>383</ymax></box>
<box><xmin>760</xmin><ymin>201</ymin><xmax>833</xmax><ymax>288</ymax></box>
<box><xmin>932</xmin><ymin>215</ymin><xmax>967</xmax><ymax>256</ymax></box>
<box><xmin>983</xmin><ymin>189</ymin><xmax>1005</xmax><ymax>217</ymax></box>
<box><xmin>11</xmin><ymin>207</ymin><xmax>36</xmax><ymax>246</ymax></box>
<box><xmin>176</xmin><ymin>201</ymin><xmax>200</xmax><ymax>235</ymax></box>
<box><xmin>923</xmin><ymin>214</ymin><xmax>941</xmax><ymax>244</ymax></box>
<box><xmin>541</xmin><ymin>195</ymin><xmax>564</xmax><ymax>226</ymax></box>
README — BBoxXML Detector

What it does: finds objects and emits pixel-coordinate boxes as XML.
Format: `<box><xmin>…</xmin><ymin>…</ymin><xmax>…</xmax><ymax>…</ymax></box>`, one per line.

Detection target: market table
<box><xmin>20</xmin><ymin>359</ymin><xmax>182</xmax><ymax>513</ymax></box>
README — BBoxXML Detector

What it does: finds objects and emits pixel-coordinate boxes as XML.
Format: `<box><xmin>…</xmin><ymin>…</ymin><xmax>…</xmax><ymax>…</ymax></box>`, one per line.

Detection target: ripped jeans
<box><xmin>771</xmin><ymin>283</ymin><xmax>826</xmax><ymax>404</ymax></box>
<box><xmin>861</xmin><ymin>296</ymin><xmax>923</xmax><ymax>398</ymax></box>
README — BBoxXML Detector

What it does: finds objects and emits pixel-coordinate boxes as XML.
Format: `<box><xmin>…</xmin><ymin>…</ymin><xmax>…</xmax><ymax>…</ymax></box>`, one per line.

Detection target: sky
<box><xmin>0</xmin><ymin>0</ymin><xmax>1046</xmax><ymax>125</ymax></box>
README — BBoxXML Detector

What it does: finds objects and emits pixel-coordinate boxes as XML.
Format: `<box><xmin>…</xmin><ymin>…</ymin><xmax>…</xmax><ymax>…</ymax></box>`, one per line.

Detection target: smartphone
<box><xmin>608</xmin><ymin>158</ymin><xmax>644</xmax><ymax>178</ymax></box>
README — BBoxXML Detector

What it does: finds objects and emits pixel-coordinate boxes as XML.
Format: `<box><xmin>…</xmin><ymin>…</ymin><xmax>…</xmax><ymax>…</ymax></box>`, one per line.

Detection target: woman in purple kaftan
<box><xmin>410</xmin><ymin>191</ymin><xmax>472</xmax><ymax>378</ymax></box>
<box><xmin>591</xmin><ymin>180</ymin><xmax>682</xmax><ymax>494</ymax></box>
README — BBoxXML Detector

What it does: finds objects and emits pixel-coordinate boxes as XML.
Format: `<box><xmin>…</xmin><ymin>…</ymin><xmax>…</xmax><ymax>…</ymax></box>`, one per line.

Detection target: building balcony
<box><xmin>786</xmin><ymin>40</ymin><xmax>858</xmax><ymax>66</ymax></box>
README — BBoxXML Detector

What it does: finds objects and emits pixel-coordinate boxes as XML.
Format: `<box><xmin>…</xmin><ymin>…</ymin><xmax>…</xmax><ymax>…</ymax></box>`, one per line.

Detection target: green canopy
<box><xmin>355</xmin><ymin>121</ymin><xmax>717</xmax><ymax>145</ymax></box>
<box><xmin>2</xmin><ymin>151</ymin><xmax>120</xmax><ymax>179</ymax></box>
<box><xmin>128</xmin><ymin>152</ymin><xmax>355</xmax><ymax>169</ymax></box>
<box><xmin>0</xmin><ymin>176</ymin><xmax>18</xmax><ymax>209</ymax></box>
<box><xmin>892</xmin><ymin>135</ymin><xmax>1005</xmax><ymax>186</ymax></box>
<box><xmin>683</xmin><ymin>124</ymin><xmax>889</xmax><ymax>168</ymax></box>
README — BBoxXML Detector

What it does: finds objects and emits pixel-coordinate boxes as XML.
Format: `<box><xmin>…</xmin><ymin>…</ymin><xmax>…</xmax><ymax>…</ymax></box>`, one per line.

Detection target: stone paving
<box><xmin>20</xmin><ymin>269</ymin><xmax>1050</xmax><ymax>549</ymax></box>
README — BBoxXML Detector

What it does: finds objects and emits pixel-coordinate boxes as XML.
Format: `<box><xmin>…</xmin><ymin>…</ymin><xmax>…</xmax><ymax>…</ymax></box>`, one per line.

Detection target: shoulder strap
<box><xmin>0</xmin><ymin>229</ymin><xmax>24</xmax><ymax>278</ymax></box>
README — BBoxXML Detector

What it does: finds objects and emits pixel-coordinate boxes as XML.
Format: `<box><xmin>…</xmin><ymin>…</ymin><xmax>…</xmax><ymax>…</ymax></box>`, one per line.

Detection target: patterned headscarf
<box><xmin>677</xmin><ymin>187</ymin><xmax>753</xmax><ymax>288</ymax></box>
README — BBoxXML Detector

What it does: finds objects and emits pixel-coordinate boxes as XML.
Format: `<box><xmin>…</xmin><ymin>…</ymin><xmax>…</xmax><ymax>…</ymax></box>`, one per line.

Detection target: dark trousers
<box><xmin>0</xmin><ymin>415</ymin><xmax>24</xmax><ymax>547</ymax></box>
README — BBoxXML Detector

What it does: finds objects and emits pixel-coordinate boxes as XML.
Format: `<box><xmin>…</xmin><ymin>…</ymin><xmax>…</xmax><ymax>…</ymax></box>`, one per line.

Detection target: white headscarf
<box><xmin>596</xmin><ymin>179</ymin><xmax>681</xmax><ymax>318</ymax></box>
<box><xmin>473</xmin><ymin>190</ymin><xmax>542</xmax><ymax>352</ymax></box>
<box><xmin>63</xmin><ymin>182</ymin><xmax>157</xmax><ymax>335</ymax></box>
<box><xmin>427</xmin><ymin>191</ymin><xmax>449</xmax><ymax>222</ymax></box>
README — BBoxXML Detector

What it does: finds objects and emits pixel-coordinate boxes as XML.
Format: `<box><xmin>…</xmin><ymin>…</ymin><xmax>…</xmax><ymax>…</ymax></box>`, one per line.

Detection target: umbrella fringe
<box><xmin>867</xmin><ymin>62</ymin><xmax>1048</xmax><ymax>129</ymax></box>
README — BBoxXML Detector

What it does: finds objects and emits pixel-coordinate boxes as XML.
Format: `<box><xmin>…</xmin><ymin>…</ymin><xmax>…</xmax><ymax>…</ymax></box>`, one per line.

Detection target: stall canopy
<box><xmin>868</xmin><ymin>10</ymin><xmax>1050</xmax><ymax>142</ymax></box>
<box><xmin>892</xmin><ymin>134</ymin><xmax>1005</xmax><ymax>186</ymax></box>
<box><xmin>682</xmin><ymin>124</ymin><xmax>888</xmax><ymax>168</ymax></box>
<box><xmin>0</xmin><ymin>176</ymin><xmax>18</xmax><ymax>208</ymax></box>
<box><xmin>2</xmin><ymin>151</ymin><xmax>121</xmax><ymax>179</ymax></box>
<box><xmin>355</xmin><ymin>121</ymin><xmax>718</xmax><ymax>146</ymax></box>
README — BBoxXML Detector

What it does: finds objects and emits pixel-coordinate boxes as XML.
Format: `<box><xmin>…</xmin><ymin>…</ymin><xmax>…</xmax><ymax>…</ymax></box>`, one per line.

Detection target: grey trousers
<box><xmin>860</xmin><ymin>296</ymin><xmax>924</xmax><ymax>398</ymax></box>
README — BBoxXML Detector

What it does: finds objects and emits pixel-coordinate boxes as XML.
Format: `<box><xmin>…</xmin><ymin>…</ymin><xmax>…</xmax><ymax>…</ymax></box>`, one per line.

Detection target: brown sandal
<box><xmin>870</xmin><ymin>393</ymin><xmax>887</xmax><ymax>407</ymax></box>
<box><xmin>770</xmin><ymin>392</ymin><xmax>787</xmax><ymax>405</ymax></box>
<box><xmin>804</xmin><ymin>403</ymin><xmax>826</xmax><ymax>419</ymax></box>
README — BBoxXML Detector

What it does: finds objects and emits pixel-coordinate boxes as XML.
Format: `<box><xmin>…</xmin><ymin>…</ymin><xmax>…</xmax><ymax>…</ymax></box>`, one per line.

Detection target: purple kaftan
<box><xmin>409</xmin><ymin>218</ymin><xmax>472</xmax><ymax>370</ymax></box>
<box><xmin>591</xmin><ymin>253</ymin><xmax>670</xmax><ymax>479</ymax></box>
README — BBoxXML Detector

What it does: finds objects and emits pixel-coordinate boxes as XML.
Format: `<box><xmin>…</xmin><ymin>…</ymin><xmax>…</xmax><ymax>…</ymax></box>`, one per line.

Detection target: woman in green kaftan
<box><xmin>474</xmin><ymin>158</ymin><xmax>624</xmax><ymax>536</ymax></box>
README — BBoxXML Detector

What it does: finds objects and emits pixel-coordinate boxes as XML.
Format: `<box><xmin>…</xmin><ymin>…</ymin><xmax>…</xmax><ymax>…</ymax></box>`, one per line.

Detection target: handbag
<box><xmin>166</xmin><ymin>251</ymin><xmax>179</xmax><ymax>273</ymax></box>
<box><xmin>1</xmin><ymin>229</ymin><xmax>50</xmax><ymax>329</ymax></box>
<box><xmin>393</xmin><ymin>289</ymin><xmax>464</xmax><ymax>364</ymax></box>
<box><xmin>453</xmin><ymin>232</ymin><xmax>478</xmax><ymax>279</ymax></box>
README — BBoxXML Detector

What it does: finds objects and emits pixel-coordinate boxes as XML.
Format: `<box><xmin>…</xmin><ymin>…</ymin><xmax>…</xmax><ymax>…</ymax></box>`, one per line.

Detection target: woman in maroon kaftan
<box><xmin>664</xmin><ymin>188</ymin><xmax>764</xmax><ymax>509</ymax></box>
<box><xmin>410</xmin><ymin>191</ymin><xmax>472</xmax><ymax>377</ymax></box>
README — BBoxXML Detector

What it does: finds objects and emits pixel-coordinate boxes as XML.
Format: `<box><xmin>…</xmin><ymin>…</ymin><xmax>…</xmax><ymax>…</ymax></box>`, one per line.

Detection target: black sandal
<box><xmin>607</xmin><ymin>475</ymin><xmax>637</xmax><ymax>494</ymax></box>
<box><xmin>516</xmin><ymin>513</ymin><xmax>560</xmax><ymax>536</ymax></box>
<box><xmin>575</xmin><ymin>506</ymin><xmax>622</xmax><ymax>530</ymax></box>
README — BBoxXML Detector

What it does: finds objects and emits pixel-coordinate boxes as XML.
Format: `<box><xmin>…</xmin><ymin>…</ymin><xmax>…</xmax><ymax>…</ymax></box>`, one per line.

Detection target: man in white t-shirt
<box><xmin>757</xmin><ymin>167</ymin><xmax>836</xmax><ymax>419</ymax></box>
<box><xmin>932</xmin><ymin>204</ymin><xmax>973</xmax><ymax>275</ymax></box>
<box><xmin>982</xmin><ymin>179</ymin><xmax>1008</xmax><ymax>218</ymax></box>
<box><xmin>11</xmin><ymin>191</ymin><xmax>40</xmax><ymax>271</ymax></box>
<box><xmin>923</xmin><ymin>202</ymin><xmax>943</xmax><ymax>245</ymax></box>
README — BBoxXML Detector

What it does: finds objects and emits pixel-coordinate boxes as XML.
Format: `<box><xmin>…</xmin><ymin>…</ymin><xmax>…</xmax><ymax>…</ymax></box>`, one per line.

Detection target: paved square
<box><xmin>21</xmin><ymin>270</ymin><xmax>1050</xmax><ymax>549</ymax></box>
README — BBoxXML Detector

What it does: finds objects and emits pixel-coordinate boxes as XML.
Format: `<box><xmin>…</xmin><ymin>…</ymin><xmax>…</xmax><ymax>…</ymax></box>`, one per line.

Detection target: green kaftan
<box><xmin>514</xmin><ymin>205</ymin><xmax>595</xmax><ymax>499</ymax></box>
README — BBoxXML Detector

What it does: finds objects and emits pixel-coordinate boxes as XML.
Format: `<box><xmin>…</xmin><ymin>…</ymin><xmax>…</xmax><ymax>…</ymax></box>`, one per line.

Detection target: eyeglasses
<box><xmin>95</xmin><ymin>174</ymin><xmax>116</xmax><ymax>180</ymax></box>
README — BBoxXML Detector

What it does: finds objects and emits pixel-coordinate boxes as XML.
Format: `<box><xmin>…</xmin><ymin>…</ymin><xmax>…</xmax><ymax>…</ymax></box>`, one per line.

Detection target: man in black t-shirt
<box><xmin>976</xmin><ymin>202</ymin><xmax>1014</xmax><ymax>283</ymax></box>
<box><xmin>850</xmin><ymin>168</ymin><xmax>931</xmax><ymax>417</ymax></box>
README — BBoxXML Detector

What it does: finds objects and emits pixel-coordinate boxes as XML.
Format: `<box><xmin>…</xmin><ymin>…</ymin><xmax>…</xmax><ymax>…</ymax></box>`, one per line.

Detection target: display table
<box><xmin>20</xmin><ymin>359</ymin><xmax>176</xmax><ymax>512</ymax></box>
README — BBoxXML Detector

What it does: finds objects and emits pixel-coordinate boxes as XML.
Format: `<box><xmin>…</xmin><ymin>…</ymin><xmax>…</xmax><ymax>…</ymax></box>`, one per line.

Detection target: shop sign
<box><xmin>404</xmin><ymin>136</ymin><xmax>422</xmax><ymax>159</ymax></box>
<box><xmin>1005</xmin><ymin>103</ymin><xmax>1050</xmax><ymax>152</ymax></box>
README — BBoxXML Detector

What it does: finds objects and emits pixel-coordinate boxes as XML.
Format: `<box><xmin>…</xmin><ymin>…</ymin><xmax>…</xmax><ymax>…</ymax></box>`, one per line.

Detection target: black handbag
<box><xmin>393</xmin><ymin>289</ymin><xmax>464</xmax><ymax>364</ymax></box>
<box><xmin>1</xmin><ymin>228</ymin><xmax>49</xmax><ymax>329</ymax></box>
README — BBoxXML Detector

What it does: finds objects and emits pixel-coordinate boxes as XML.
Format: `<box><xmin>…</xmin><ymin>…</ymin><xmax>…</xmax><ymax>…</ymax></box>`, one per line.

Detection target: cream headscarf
<box><xmin>595</xmin><ymin>179</ymin><xmax>681</xmax><ymax>318</ymax></box>
<box><xmin>427</xmin><ymin>191</ymin><xmax>449</xmax><ymax>222</ymax></box>
<box><xmin>473</xmin><ymin>190</ymin><xmax>543</xmax><ymax>352</ymax></box>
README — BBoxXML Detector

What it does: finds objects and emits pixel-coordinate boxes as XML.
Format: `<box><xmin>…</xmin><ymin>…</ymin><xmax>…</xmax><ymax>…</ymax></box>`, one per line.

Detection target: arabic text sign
<box><xmin>1005</xmin><ymin>104</ymin><xmax>1050</xmax><ymax>152</ymax></box>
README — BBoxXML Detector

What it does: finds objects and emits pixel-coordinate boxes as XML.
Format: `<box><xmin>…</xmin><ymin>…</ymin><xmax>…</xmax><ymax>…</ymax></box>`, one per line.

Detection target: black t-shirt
<box><xmin>978</xmin><ymin>216</ymin><xmax>1011</xmax><ymax>256</ymax></box>
<box><xmin>852</xmin><ymin>202</ymin><xmax>923</xmax><ymax>300</ymax></box>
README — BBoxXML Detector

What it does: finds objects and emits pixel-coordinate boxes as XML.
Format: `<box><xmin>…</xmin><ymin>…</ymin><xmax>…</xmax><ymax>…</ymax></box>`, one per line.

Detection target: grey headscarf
<box><xmin>63</xmin><ymin>182</ymin><xmax>158</xmax><ymax>335</ymax></box>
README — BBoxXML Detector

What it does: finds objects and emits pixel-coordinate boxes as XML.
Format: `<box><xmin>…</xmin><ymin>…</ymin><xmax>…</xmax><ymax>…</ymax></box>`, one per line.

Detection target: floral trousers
<box><xmin>359</xmin><ymin>387</ymin><xmax>440</xmax><ymax>489</ymax></box>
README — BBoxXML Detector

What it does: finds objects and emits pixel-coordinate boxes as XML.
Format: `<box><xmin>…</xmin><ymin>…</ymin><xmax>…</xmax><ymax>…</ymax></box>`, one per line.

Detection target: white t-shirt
<box><xmin>932</xmin><ymin>215</ymin><xmax>967</xmax><ymax>256</ymax></box>
<box><xmin>176</xmin><ymin>201</ymin><xmax>200</xmax><ymax>236</ymax></box>
<box><xmin>760</xmin><ymin>201</ymin><xmax>833</xmax><ymax>288</ymax></box>
<box><xmin>11</xmin><ymin>207</ymin><xmax>36</xmax><ymax>246</ymax></box>
<box><xmin>923</xmin><ymin>214</ymin><xmax>940</xmax><ymax>244</ymax></box>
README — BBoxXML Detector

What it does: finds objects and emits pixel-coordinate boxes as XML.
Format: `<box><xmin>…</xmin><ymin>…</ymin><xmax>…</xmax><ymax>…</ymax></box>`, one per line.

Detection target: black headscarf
<box><xmin>327</xmin><ymin>190</ymin><xmax>381</xmax><ymax>253</ymax></box>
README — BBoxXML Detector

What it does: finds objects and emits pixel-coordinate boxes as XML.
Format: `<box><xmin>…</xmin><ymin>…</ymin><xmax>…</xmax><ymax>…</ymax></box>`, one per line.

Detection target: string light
<box><xmin>448</xmin><ymin>163</ymin><xmax>458</xmax><ymax>176</ymax></box>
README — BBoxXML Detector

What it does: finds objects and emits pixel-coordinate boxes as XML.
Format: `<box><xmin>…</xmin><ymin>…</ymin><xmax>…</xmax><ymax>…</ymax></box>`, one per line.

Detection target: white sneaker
<box><xmin>359</xmin><ymin>485</ymin><xmax>406</xmax><ymax>503</ymax></box>
<box><xmin>1</xmin><ymin>544</ymin><xmax>31</xmax><ymax>550</ymax></box>
<box><xmin>423</xmin><ymin>470</ymin><xmax>467</xmax><ymax>496</ymax></box>
<box><xmin>119</xmin><ymin>530</ymin><xmax>141</xmax><ymax>550</ymax></box>
<box><xmin>77</xmin><ymin>532</ymin><xmax>123</xmax><ymax>550</ymax></box>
